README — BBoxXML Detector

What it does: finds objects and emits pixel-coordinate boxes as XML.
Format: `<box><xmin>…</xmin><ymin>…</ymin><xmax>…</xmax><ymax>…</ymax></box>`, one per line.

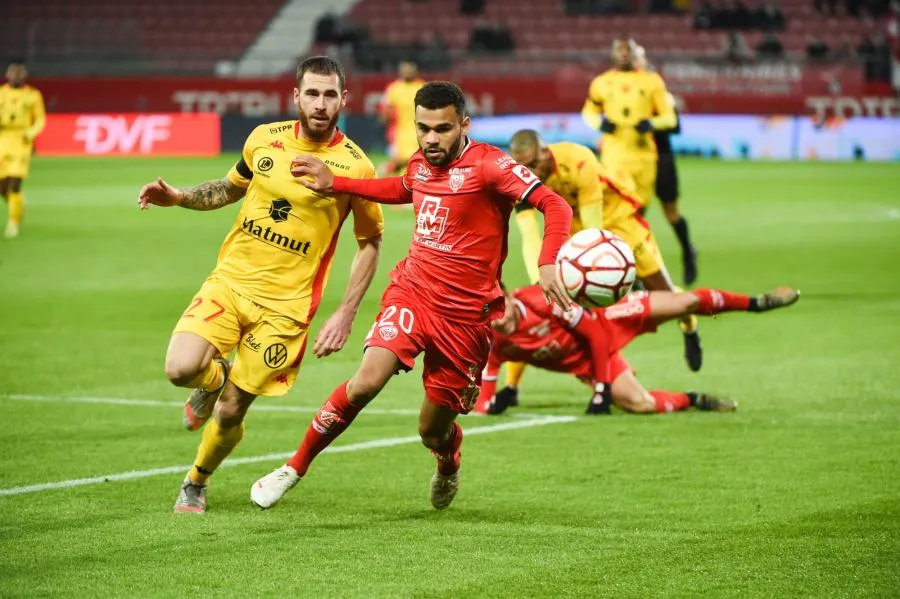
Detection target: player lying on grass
<box><xmin>476</xmin><ymin>284</ymin><xmax>800</xmax><ymax>416</ymax></box>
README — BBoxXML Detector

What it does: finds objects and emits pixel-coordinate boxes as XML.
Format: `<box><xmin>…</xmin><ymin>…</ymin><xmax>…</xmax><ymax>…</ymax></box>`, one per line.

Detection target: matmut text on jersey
<box><xmin>216</xmin><ymin>121</ymin><xmax>383</xmax><ymax>325</ymax></box>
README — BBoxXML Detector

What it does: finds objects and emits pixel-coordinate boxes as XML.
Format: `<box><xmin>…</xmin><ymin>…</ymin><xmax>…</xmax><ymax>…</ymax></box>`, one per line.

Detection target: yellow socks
<box><xmin>679</xmin><ymin>314</ymin><xmax>699</xmax><ymax>334</ymax></box>
<box><xmin>505</xmin><ymin>361</ymin><xmax>526</xmax><ymax>388</ymax></box>
<box><xmin>189</xmin><ymin>419</ymin><xmax>245</xmax><ymax>484</ymax></box>
<box><xmin>187</xmin><ymin>359</ymin><xmax>224</xmax><ymax>391</ymax></box>
<box><xmin>7</xmin><ymin>190</ymin><xmax>23</xmax><ymax>225</ymax></box>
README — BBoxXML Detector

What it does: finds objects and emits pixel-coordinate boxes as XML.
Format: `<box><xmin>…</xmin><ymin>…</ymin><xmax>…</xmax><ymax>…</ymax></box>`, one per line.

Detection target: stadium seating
<box><xmin>347</xmin><ymin>0</ymin><xmax>882</xmax><ymax>72</ymax></box>
<box><xmin>1</xmin><ymin>0</ymin><xmax>287</xmax><ymax>75</ymax></box>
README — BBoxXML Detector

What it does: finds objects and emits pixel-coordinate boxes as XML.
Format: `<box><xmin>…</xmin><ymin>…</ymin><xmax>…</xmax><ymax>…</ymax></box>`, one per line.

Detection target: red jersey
<box><xmin>488</xmin><ymin>284</ymin><xmax>594</xmax><ymax>378</ymax></box>
<box><xmin>395</xmin><ymin>138</ymin><xmax>544</xmax><ymax>322</ymax></box>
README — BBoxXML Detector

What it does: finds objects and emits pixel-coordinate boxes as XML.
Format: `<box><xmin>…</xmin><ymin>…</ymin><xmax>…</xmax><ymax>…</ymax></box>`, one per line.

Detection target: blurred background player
<box><xmin>632</xmin><ymin>45</ymin><xmax>698</xmax><ymax>286</ymax></box>
<box><xmin>250</xmin><ymin>82</ymin><xmax>573</xmax><ymax>512</ymax></box>
<box><xmin>379</xmin><ymin>61</ymin><xmax>425</xmax><ymax>175</ymax></box>
<box><xmin>137</xmin><ymin>56</ymin><xmax>384</xmax><ymax>514</ymax></box>
<box><xmin>499</xmin><ymin>129</ymin><xmax>703</xmax><ymax>408</ymax></box>
<box><xmin>0</xmin><ymin>58</ymin><xmax>46</xmax><ymax>239</ymax></box>
<box><xmin>478</xmin><ymin>284</ymin><xmax>800</xmax><ymax>416</ymax></box>
<box><xmin>581</xmin><ymin>39</ymin><xmax>676</xmax><ymax>211</ymax></box>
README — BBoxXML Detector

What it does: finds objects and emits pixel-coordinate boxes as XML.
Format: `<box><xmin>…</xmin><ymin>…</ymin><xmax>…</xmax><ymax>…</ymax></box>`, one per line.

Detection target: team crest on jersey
<box><xmin>449</xmin><ymin>172</ymin><xmax>465</xmax><ymax>192</ymax></box>
<box><xmin>379</xmin><ymin>325</ymin><xmax>398</xmax><ymax>341</ymax></box>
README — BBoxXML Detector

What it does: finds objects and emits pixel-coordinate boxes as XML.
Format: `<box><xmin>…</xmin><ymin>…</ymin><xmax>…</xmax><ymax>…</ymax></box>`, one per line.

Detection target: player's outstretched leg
<box><xmin>174</xmin><ymin>382</ymin><xmax>254</xmax><ymax>513</ymax></box>
<box><xmin>250</xmin><ymin>347</ymin><xmax>399</xmax><ymax>509</ymax></box>
<box><xmin>165</xmin><ymin>332</ymin><xmax>228</xmax><ymax>431</ymax></box>
<box><xmin>419</xmin><ymin>394</ymin><xmax>463</xmax><ymax>510</ymax></box>
<box><xmin>642</xmin><ymin>270</ymin><xmax>703</xmax><ymax>372</ymax></box>
<box><xmin>646</xmin><ymin>287</ymin><xmax>800</xmax><ymax>324</ymax></box>
<box><xmin>609</xmin><ymin>369</ymin><xmax>737</xmax><ymax>414</ymax></box>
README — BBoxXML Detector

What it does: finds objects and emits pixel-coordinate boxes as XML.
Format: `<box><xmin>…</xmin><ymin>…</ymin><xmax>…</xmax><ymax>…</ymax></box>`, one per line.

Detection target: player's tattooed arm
<box><xmin>177</xmin><ymin>178</ymin><xmax>245</xmax><ymax>211</ymax></box>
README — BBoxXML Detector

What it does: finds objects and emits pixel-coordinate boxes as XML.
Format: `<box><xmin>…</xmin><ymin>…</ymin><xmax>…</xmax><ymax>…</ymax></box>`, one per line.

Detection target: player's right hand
<box><xmin>538</xmin><ymin>263</ymin><xmax>572</xmax><ymax>312</ymax></box>
<box><xmin>599</xmin><ymin>118</ymin><xmax>617</xmax><ymax>134</ymax></box>
<box><xmin>137</xmin><ymin>177</ymin><xmax>183</xmax><ymax>209</ymax></box>
<box><xmin>291</xmin><ymin>155</ymin><xmax>334</xmax><ymax>193</ymax></box>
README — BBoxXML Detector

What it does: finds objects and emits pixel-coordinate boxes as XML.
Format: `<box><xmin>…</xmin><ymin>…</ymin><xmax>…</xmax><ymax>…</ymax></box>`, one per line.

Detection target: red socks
<box><xmin>692</xmin><ymin>289</ymin><xmax>751</xmax><ymax>315</ymax></box>
<box><xmin>431</xmin><ymin>422</ymin><xmax>463</xmax><ymax>475</ymax></box>
<box><xmin>287</xmin><ymin>381</ymin><xmax>363</xmax><ymax>476</ymax></box>
<box><xmin>651</xmin><ymin>390</ymin><xmax>692</xmax><ymax>413</ymax></box>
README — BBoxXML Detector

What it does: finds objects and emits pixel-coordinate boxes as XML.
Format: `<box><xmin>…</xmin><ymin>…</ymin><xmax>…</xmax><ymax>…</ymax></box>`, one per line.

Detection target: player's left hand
<box><xmin>538</xmin><ymin>263</ymin><xmax>572</xmax><ymax>311</ymax></box>
<box><xmin>291</xmin><ymin>155</ymin><xmax>334</xmax><ymax>193</ymax></box>
<box><xmin>635</xmin><ymin>119</ymin><xmax>653</xmax><ymax>134</ymax></box>
<box><xmin>313</xmin><ymin>307</ymin><xmax>353</xmax><ymax>358</ymax></box>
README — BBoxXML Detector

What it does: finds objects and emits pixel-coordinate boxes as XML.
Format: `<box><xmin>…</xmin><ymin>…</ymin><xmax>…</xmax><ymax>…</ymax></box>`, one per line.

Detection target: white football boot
<box><xmin>251</xmin><ymin>464</ymin><xmax>300</xmax><ymax>509</ymax></box>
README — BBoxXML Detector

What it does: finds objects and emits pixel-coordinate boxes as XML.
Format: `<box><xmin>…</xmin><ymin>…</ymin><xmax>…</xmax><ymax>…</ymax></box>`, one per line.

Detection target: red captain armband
<box><xmin>332</xmin><ymin>176</ymin><xmax>413</xmax><ymax>204</ymax></box>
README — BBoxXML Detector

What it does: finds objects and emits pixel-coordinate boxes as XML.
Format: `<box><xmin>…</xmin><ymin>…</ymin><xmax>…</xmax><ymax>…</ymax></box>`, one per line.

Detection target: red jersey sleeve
<box><xmin>480</xmin><ymin>150</ymin><xmax>543</xmax><ymax>206</ymax></box>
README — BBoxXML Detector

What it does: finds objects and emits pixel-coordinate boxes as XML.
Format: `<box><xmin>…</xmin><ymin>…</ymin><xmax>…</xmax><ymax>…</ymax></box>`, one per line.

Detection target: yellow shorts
<box><xmin>0</xmin><ymin>131</ymin><xmax>33</xmax><ymax>179</ymax></box>
<box><xmin>605</xmin><ymin>204</ymin><xmax>665</xmax><ymax>279</ymax></box>
<box><xmin>172</xmin><ymin>276</ymin><xmax>309</xmax><ymax>397</ymax></box>
<box><xmin>603</xmin><ymin>156</ymin><xmax>656</xmax><ymax>208</ymax></box>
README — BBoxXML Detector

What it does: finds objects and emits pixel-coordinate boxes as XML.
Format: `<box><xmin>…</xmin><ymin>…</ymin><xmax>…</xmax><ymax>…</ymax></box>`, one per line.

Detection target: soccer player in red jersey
<box><xmin>250</xmin><ymin>82</ymin><xmax>574</xmax><ymax>510</ymax></box>
<box><xmin>477</xmin><ymin>284</ymin><xmax>800</xmax><ymax>416</ymax></box>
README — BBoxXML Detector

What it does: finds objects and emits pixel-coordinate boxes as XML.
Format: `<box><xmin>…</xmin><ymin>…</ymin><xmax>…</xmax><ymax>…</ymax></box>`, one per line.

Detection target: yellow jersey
<box><xmin>0</xmin><ymin>83</ymin><xmax>46</xmax><ymax>141</ymax></box>
<box><xmin>383</xmin><ymin>78</ymin><xmax>424</xmax><ymax>132</ymax></box>
<box><xmin>383</xmin><ymin>78</ymin><xmax>424</xmax><ymax>160</ymax></box>
<box><xmin>221</xmin><ymin>121</ymin><xmax>384</xmax><ymax>324</ymax></box>
<box><xmin>581</xmin><ymin>69</ymin><xmax>675</xmax><ymax>158</ymax></box>
<box><xmin>515</xmin><ymin>141</ymin><xmax>642</xmax><ymax>283</ymax></box>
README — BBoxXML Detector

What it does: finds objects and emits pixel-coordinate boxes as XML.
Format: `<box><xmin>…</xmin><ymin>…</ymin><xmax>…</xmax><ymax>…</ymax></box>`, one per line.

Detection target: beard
<box><xmin>297</xmin><ymin>109</ymin><xmax>339</xmax><ymax>142</ymax></box>
<box><xmin>422</xmin><ymin>133</ymin><xmax>464</xmax><ymax>167</ymax></box>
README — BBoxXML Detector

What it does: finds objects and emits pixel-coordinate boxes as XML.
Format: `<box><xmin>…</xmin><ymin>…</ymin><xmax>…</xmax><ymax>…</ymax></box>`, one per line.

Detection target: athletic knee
<box><xmin>614</xmin><ymin>390</ymin><xmax>655</xmax><ymax>413</ymax></box>
<box><xmin>164</xmin><ymin>355</ymin><xmax>205</xmax><ymax>387</ymax></box>
<box><xmin>418</xmin><ymin>426</ymin><xmax>450</xmax><ymax>451</ymax></box>
<box><xmin>679</xmin><ymin>292</ymin><xmax>699</xmax><ymax>313</ymax></box>
<box><xmin>347</xmin><ymin>370</ymin><xmax>388</xmax><ymax>404</ymax></box>
<box><xmin>663</xmin><ymin>203</ymin><xmax>680</xmax><ymax>223</ymax></box>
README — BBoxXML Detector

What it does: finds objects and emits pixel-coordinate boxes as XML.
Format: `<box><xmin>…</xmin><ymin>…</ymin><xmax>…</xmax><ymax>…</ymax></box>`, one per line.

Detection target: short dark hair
<box><xmin>414</xmin><ymin>81</ymin><xmax>467</xmax><ymax>118</ymax></box>
<box><xmin>296</xmin><ymin>55</ymin><xmax>345</xmax><ymax>90</ymax></box>
<box><xmin>509</xmin><ymin>129</ymin><xmax>544</xmax><ymax>153</ymax></box>
<box><xmin>8</xmin><ymin>57</ymin><xmax>25</xmax><ymax>66</ymax></box>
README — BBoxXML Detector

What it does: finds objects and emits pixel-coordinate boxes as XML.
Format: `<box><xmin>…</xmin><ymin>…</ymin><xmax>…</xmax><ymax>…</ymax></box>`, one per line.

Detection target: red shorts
<box><xmin>594</xmin><ymin>291</ymin><xmax>657</xmax><ymax>383</ymax></box>
<box><xmin>364</xmin><ymin>282</ymin><xmax>493</xmax><ymax>414</ymax></box>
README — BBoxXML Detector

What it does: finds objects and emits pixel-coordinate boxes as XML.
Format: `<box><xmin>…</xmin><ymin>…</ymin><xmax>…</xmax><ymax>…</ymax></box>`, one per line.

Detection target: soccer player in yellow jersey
<box><xmin>0</xmin><ymin>59</ymin><xmax>46</xmax><ymax>239</ymax></box>
<box><xmin>137</xmin><ymin>57</ymin><xmax>385</xmax><ymax>514</ymax></box>
<box><xmin>494</xmin><ymin>129</ymin><xmax>702</xmax><ymax>410</ymax></box>
<box><xmin>379</xmin><ymin>61</ymin><xmax>424</xmax><ymax>175</ymax></box>
<box><xmin>633</xmin><ymin>45</ymin><xmax>698</xmax><ymax>286</ymax></box>
<box><xmin>581</xmin><ymin>39</ymin><xmax>676</xmax><ymax>209</ymax></box>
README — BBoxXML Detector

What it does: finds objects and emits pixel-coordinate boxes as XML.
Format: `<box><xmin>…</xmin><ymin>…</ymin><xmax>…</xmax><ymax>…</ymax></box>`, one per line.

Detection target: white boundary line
<box><xmin>1</xmin><ymin>393</ymin><xmax>550</xmax><ymax>419</ymax></box>
<box><xmin>0</xmin><ymin>415</ymin><xmax>576</xmax><ymax>497</ymax></box>
<box><xmin>2</xmin><ymin>394</ymin><xmax>422</xmax><ymax>416</ymax></box>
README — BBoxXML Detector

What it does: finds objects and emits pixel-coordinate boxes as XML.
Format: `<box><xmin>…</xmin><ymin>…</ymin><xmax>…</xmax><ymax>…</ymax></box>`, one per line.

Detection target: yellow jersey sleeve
<box><xmin>581</xmin><ymin>75</ymin><xmax>605</xmax><ymax>130</ymax></box>
<box><xmin>350</xmin><ymin>162</ymin><xmax>384</xmax><ymax>241</ymax></box>
<box><xmin>570</xmin><ymin>149</ymin><xmax>604</xmax><ymax>230</ymax></box>
<box><xmin>515</xmin><ymin>208</ymin><xmax>542</xmax><ymax>284</ymax></box>
<box><xmin>25</xmin><ymin>89</ymin><xmax>46</xmax><ymax>141</ymax></box>
<box><xmin>226</xmin><ymin>126</ymin><xmax>261</xmax><ymax>189</ymax></box>
<box><xmin>648</xmin><ymin>73</ymin><xmax>677</xmax><ymax>131</ymax></box>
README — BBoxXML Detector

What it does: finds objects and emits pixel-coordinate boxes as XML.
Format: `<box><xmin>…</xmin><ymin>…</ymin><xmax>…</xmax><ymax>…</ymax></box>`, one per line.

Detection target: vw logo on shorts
<box><xmin>264</xmin><ymin>343</ymin><xmax>288</xmax><ymax>368</ymax></box>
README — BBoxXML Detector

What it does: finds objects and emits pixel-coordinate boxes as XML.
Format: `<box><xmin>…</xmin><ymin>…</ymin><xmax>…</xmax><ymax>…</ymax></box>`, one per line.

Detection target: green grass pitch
<box><xmin>0</xmin><ymin>155</ymin><xmax>899</xmax><ymax>597</ymax></box>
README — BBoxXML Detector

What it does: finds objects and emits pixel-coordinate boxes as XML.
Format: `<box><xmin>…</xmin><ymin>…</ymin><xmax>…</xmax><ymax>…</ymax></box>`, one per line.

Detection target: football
<box><xmin>556</xmin><ymin>229</ymin><xmax>637</xmax><ymax>308</ymax></box>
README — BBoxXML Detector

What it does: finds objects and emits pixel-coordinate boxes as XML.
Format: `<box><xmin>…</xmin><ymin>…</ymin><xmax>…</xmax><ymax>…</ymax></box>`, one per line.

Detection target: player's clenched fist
<box><xmin>538</xmin><ymin>263</ymin><xmax>572</xmax><ymax>311</ymax></box>
<box><xmin>291</xmin><ymin>155</ymin><xmax>334</xmax><ymax>193</ymax></box>
<box><xmin>138</xmin><ymin>177</ymin><xmax>183</xmax><ymax>209</ymax></box>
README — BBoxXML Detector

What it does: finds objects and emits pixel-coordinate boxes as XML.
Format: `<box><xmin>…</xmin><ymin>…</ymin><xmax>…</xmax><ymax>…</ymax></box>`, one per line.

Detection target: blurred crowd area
<box><xmin>2</xmin><ymin>0</ymin><xmax>897</xmax><ymax>86</ymax></box>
